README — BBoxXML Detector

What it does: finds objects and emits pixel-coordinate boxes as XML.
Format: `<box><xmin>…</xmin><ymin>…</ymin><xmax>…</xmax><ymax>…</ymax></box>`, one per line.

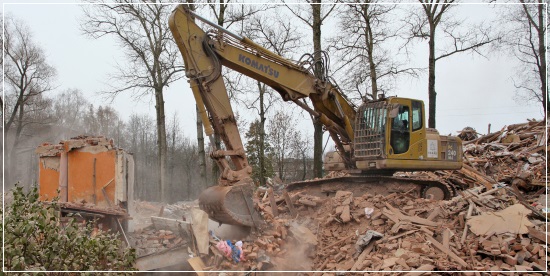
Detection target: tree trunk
<box><xmin>312</xmin><ymin>0</ymin><xmax>324</xmax><ymax>178</ymax></box>
<box><xmin>155</xmin><ymin>87</ymin><xmax>167</xmax><ymax>202</ymax></box>
<box><xmin>8</xmin><ymin>101</ymin><xmax>26</xmax><ymax>185</ymax></box>
<box><xmin>536</xmin><ymin>1</ymin><xmax>547</xmax><ymax>113</ymax></box>
<box><xmin>169</xmin><ymin>121</ymin><xmax>176</xmax><ymax>203</ymax></box>
<box><xmin>258</xmin><ymin>82</ymin><xmax>266</xmax><ymax>186</ymax></box>
<box><xmin>428</xmin><ymin>24</ymin><xmax>437</xmax><ymax>129</ymax></box>
<box><xmin>196</xmin><ymin>105</ymin><xmax>207</xmax><ymax>190</ymax></box>
<box><xmin>363</xmin><ymin>5</ymin><xmax>378</xmax><ymax>99</ymax></box>
<box><xmin>301</xmin><ymin>151</ymin><xmax>307</xmax><ymax>181</ymax></box>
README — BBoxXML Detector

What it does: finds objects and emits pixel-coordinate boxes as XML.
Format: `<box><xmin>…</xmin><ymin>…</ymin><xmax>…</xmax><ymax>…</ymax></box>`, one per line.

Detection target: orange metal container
<box><xmin>36</xmin><ymin>136</ymin><xmax>134</xmax><ymax>212</ymax></box>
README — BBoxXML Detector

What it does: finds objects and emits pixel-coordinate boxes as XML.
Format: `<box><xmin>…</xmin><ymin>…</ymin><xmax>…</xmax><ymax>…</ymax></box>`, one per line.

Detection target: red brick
<box><xmin>503</xmin><ymin>255</ymin><xmax>517</xmax><ymax>266</ymax></box>
<box><xmin>514</xmin><ymin>265</ymin><xmax>533</xmax><ymax>271</ymax></box>
<box><xmin>491</xmin><ymin>249</ymin><xmax>502</xmax><ymax>255</ymax></box>
<box><xmin>511</xmin><ymin>244</ymin><xmax>524</xmax><ymax>251</ymax></box>
<box><xmin>530</xmin><ymin>244</ymin><xmax>541</xmax><ymax>255</ymax></box>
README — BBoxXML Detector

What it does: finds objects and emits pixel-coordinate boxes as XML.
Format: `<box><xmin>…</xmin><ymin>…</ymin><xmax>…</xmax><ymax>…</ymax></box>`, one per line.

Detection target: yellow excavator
<box><xmin>169</xmin><ymin>5</ymin><xmax>462</xmax><ymax>227</ymax></box>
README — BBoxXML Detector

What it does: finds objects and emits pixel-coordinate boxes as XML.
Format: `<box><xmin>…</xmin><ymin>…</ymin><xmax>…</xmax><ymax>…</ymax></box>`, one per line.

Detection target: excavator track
<box><xmin>285</xmin><ymin>175</ymin><xmax>456</xmax><ymax>200</ymax></box>
<box><xmin>199</xmin><ymin>175</ymin><xmax>456</xmax><ymax>227</ymax></box>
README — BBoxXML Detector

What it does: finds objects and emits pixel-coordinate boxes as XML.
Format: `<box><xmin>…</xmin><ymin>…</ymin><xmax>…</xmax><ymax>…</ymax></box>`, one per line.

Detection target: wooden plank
<box><xmin>380</xmin><ymin>230</ymin><xmax>419</xmax><ymax>243</ymax></box>
<box><xmin>267</xmin><ymin>188</ymin><xmax>278</xmax><ymax>217</ymax></box>
<box><xmin>190</xmin><ymin>209</ymin><xmax>210</xmax><ymax>255</ymax></box>
<box><xmin>351</xmin><ymin>243</ymin><xmax>374</xmax><ymax>271</ymax></box>
<box><xmin>426</xmin><ymin>207</ymin><xmax>441</xmax><ymax>221</ymax></box>
<box><xmin>460</xmin><ymin>164</ymin><xmax>495</xmax><ymax>190</ymax></box>
<box><xmin>382</xmin><ymin>209</ymin><xmax>400</xmax><ymax>224</ymax></box>
<box><xmin>527</xmin><ymin>227</ymin><xmax>549</xmax><ymax>243</ymax></box>
<box><xmin>385</xmin><ymin>203</ymin><xmax>439</xmax><ymax>227</ymax></box>
<box><xmin>187</xmin><ymin>256</ymin><xmax>206</xmax><ymax>276</ymax></box>
<box><xmin>283</xmin><ymin>190</ymin><xmax>298</xmax><ymax>218</ymax></box>
<box><xmin>460</xmin><ymin>201</ymin><xmax>474</xmax><ymax>245</ymax></box>
<box><xmin>442</xmin><ymin>228</ymin><xmax>450</xmax><ymax>249</ymax></box>
<box><xmin>425</xmin><ymin>234</ymin><xmax>468</xmax><ymax>268</ymax></box>
<box><xmin>320</xmin><ymin>234</ymin><xmax>354</xmax><ymax>251</ymax></box>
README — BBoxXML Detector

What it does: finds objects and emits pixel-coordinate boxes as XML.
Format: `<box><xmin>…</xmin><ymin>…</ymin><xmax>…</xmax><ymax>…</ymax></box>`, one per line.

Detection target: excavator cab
<box><xmin>331</xmin><ymin>97</ymin><xmax>462</xmax><ymax>174</ymax></box>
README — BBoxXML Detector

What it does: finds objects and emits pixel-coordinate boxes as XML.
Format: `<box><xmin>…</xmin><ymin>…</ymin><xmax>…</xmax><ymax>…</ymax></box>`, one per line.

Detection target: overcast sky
<box><xmin>3</xmin><ymin>2</ymin><xmax>545</xmax><ymax>151</ymax></box>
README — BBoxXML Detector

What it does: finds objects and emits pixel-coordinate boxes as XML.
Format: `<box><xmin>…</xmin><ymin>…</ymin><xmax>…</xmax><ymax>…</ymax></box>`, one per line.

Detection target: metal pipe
<box><xmin>292</xmin><ymin>99</ymin><xmax>349</xmax><ymax>142</ymax></box>
<box><xmin>186</xmin><ymin>8</ymin><xmax>243</xmax><ymax>41</ymax></box>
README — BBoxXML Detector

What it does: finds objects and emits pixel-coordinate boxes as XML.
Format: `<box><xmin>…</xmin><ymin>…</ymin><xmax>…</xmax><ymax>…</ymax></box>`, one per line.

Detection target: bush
<box><xmin>2</xmin><ymin>185</ymin><xmax>136</xmax><ymax>272</ymax></box>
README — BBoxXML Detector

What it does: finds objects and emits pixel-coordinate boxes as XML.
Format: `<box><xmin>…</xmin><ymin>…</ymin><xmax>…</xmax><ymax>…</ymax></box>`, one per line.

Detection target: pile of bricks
<box><xmin>223</xmin><ymin>182</ymin><xmax>547</xmax><ymax>272</ymax></box>
<box><xmin>195</xmin><ymin>120</ymin><xmax>548</xmax><ymax>273</ymax></box>
<box><xmin>413</xmin><ymin>120</ymin><xmax>547</xmax><ymax>191</ymax></box>
<box><xmin>129</xmin><ymin>228</ymin><xmax>186</xmax><ymax>257</ymax></box>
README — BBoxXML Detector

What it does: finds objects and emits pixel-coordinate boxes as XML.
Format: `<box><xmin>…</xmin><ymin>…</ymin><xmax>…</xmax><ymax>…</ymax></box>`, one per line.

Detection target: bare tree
<box><xmin>268</xmin><ymin>110</ymin><xmax>297</xmax><ymax>181</ymax></box>
<box><xmin>3</xmin><ymin>15</ymin><xmax>56</xmax><ymax>184</ymax></box>
<box><xmin>330</xmin><ymin>1</ymin><xmax>420</xmax><ymax>102</ymax></box>
<box><xmin>4</xmin><ymin>15</ymin><xmax>56</xmax><ymax>138</ymax></box>
<box><xmin>124</xmin><ymin>113</ymin><xmax>158</xmax><ymax>200</ymax></box>
<box><xmin>96</xmin><ymin>106</ymin><xmax>123</xmax><ymax>140</ymax></box>
<box><xmin>289</xmin><ymin>130</ymin><xmax>310</xmax><ymax>181</ymax></box>
<box><xmin>284</xmin><ymin>0</ymin><xmax>337</xmax><ymax>178</ymax></box>
<box><xmin>206</xmin><ymin>0</ymin><xmax>266</xmax><ymax>29</ymax></box>
<box><xmin>52</xmin><ymin>89</ymin><xmax>89</xmax><ymax>135</ymax></box>
<box><xmin>81</xmin><ymin>2</ymin><xmax>184</xmax><ymax>202</ymax></box>
<box><xmin>404</xmin><ymin>1</ymin><xmax>500</xmax><ymax>128</ymax></box>
<box><xmin>245</xmin><ymin>120</ymin><xmax>275</xmax><ymax>185</ymax></box>
<box><xmin>500</xmin><ymin>0</ymin><xmax>547</xmax><ymax>113</ymax></box>
<box><xmin>235</xmin><ymin>12</ymin><xmax>302</xmax><ymax>186</ymax></box>
<box><xmin>267</xmin><ymin>110</ymin><xmax>311</xmax><ymax>182</ymax></box>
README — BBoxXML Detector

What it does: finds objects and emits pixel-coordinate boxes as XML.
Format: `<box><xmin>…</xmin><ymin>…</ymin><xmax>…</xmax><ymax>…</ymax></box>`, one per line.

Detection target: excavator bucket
<box><xmin>198</xmin><ymin>179</ymin><xmax>261</xmax><ymax>227</ymax></box>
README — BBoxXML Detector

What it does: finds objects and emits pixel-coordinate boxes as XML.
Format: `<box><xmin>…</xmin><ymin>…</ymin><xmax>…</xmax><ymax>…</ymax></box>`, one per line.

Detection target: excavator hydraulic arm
<box><xmin>169</xmin><ymin>4</ymin><xmax>358</xmax><ymax>226</ymax></box>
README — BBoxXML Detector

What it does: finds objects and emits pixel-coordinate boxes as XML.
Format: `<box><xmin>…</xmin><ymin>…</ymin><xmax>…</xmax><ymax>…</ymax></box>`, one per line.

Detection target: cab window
<box><xmin>392</xmin><ymin>106</ymin><xmax>409</xmax><ymax>131</ymax></box>
<box><xmin>412</xmin><ymin>101</ymin><xmax>422</xmax><ymax>131</ymax></box>
<box><xmin>390</xmin><ymin>105</ymin><xmax>410</xmax><ymax>154</ymax></box>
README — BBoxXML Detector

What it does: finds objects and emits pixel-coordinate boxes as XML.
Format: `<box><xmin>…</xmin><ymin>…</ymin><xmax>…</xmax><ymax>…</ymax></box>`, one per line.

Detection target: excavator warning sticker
<box><xmin>427</xmin><ymin>140</ymin><xmax>438</xmax><ymax>158</ymax></box>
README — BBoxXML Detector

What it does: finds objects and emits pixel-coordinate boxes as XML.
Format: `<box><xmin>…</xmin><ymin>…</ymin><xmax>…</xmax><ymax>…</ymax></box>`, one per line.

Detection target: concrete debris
<box><xmin>467</xmin><ymin>204</ymin><xmax>534</xmax><ymax>236</ymax></box>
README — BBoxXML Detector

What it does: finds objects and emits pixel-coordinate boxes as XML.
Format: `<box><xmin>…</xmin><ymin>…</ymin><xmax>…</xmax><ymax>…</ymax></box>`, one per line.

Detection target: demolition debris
<box><xmin>126</xmin><ymin>119</ymin><xmax>547</xmax><ymax>273</ymax></box>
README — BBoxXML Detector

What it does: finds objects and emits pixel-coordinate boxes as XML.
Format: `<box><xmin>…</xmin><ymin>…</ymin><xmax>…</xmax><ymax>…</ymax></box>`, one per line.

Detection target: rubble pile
<box><xmin>199</xmin><ymin>120</ymin><xmax>548</xmax><ymax>272</ymax></box>
<box><xmin>242</xmin><ymin>186</ymin><xmax>546</xmax><ymax>272</ymax></box>
<box><xmin>130</xmin><ymin>228</ymin><xmax>187</xmax><ymax>256</ymax></box>
<box><xmin>426</xmin><ymin>120</ymin><xmax>547</xmax><ymax>191</ymax></box>
<box><xmin>127</xmin><ymin>120</ymin><xmax>547</xmax><ymax>273</ymax></box>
